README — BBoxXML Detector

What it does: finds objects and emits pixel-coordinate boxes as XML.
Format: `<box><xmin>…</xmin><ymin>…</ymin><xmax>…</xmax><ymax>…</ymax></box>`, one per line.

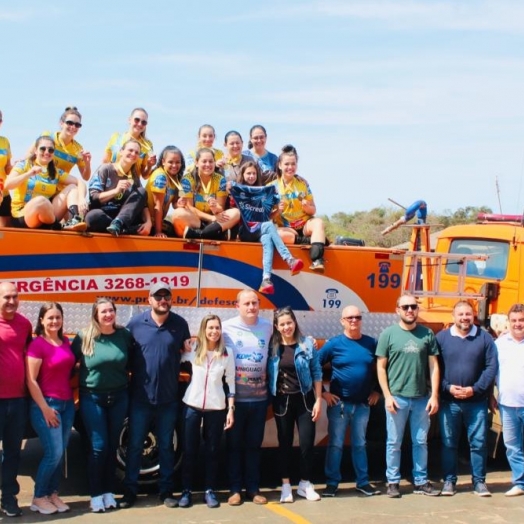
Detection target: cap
<box><xmin>149</xmin><ymin>282</ymin><xmax>172</xmax><ymax>296</ymax></box>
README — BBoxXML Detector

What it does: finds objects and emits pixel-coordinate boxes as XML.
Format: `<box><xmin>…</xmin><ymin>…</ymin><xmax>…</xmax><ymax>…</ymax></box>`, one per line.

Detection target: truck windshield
<box><xmin>446</xmin><ymin>239</ymin><xmax>509</xmax><ymax>279</ymax></box>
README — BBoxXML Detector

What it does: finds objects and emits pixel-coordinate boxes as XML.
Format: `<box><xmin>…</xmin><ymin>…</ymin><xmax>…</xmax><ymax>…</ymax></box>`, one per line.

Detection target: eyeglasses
<box><xmin>64</xmin><ymin>120</ymin><xmax>82</xmax><ymax>128</ymax></box>
<box><xmin>152</xmin><ymin>294</ymin><xmax>171</xmax><ymax>302</ymax></box>
<box><xmin>399</xmin><ymin>304</ymin><xmax>418</xmax><ymax>311</ymax></box>
<box><xmin>133</xmin><ymin>117</ymin><xmax>148</xmax><ymax>126</ymax></box>
<box><xmin>38</xmin><ymin>146</ymin><xmax>55</xmax><ymax>153</ymax></box>
<box><xmin>342</xmin><ymin>315</ymin><xmax>362</xmax><ymax>321</ymax></box>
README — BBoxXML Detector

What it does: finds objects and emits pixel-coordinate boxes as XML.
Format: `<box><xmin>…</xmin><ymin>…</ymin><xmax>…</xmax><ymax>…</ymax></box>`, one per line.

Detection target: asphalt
<box><xmin>5</xmin><ymin>432</ymin><xmax>524</xmax><ymax>524</ymax></box>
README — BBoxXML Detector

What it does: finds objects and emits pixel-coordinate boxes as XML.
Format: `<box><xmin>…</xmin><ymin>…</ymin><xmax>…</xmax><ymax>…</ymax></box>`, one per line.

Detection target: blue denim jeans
<box><xmin>500</xmin><ymin>405</ymin><xmax>524</xmax><ymax>489</ymax></box>
<box><xmin>30</xmin><ymin>398</ymin><xmax>75</xmax><ymax>498</ymax></box>
<box><xmin>0</xmin><ymin>397</ymin><xmax>28</xmax><ymax>503</ymax></box>
<box><xmin>385</xmin><ymin>395</ymin><xmax>430</xmax><ymax>485</ymax></box>
<box><xmin>182</xmin><ymin>405</ymin><xmax>226</xmax><ymax>491</ymax></box>
<box><xmin>124</xmin><ymin>399</ymin><xmax>177</xmax><ymax>495</ymax></box>
<box><xmin>226</xmin><ymin>400</ymin><xmax>267</xmax><ymax>493</ymax></box>
<box><xmin>325</xmin><ymin>400</ymin><xmax>370</xmax><ymax>487</ymax></box>
<box><xmin>80</xmin><ymin>388</ymin><xmax>129</xmax><ymax>497</ymax></box>
<box><xmin>260</xmin><ymin>222</ymin><xmax>291</xmax><ymax>278</ymax></box>
<box><xmin>439</xmin><ymin>399</ymin><xmax>488</xmax><ymax>485</ymax></box>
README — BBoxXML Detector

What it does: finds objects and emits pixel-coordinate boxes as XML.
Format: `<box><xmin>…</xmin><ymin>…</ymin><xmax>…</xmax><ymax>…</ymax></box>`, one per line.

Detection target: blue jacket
<box><xmin>268</xmin><ymin>336</ymin><xmax>322</xmax><ymax>396</ymax></box>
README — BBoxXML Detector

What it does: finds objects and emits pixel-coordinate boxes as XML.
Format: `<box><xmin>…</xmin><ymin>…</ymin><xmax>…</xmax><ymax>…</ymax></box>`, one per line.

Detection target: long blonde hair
<box><xmin>194</xmin><ymin>314</ymin><xmax>226</xmax><ymax>366</ymax></box>
<box><xmin>81</xmin><ymin>298</ymin><xmax>121</xmax><ymax>357</ymax></box>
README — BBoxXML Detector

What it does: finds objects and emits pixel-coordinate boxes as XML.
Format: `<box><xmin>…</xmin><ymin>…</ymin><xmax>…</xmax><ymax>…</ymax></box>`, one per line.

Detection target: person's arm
<box><xmin>469</xmin><ymin>338</ymin><xmax>498</xmax><ymax>397</ymax></box>
<box><xmin>426</xmin><ymin>355</ymin><xmax>440</xmax><ymax>415</ymax></box>
<box><xmin>78</xmin><ymin>150</ymin><xmax>92</xmax><ymax>181</ymax></box>
<box><xmin>377</xmin><ymin>356</ymin><xmax>399</xmax><ymax>414</ymax></box>
<box><xmin>152</xmin><ymin>192</ymin><xmax>166</xmax><ymax>237</ymax></box>
<box><xmin>224</xmin><ymin>352</ymin><xmax>236</xmax><ymax>430</ymax></box>
<box><xmin>26</xmin><ymin>356</ymin><xmax>60</xmax><ymax>428</ymax></box>
<box><xmin>309</xmin><ymin>341</ymin><xmax>323</xmax><ymax>421</ymax></box>
<box><xmin>4</xmin><ymin>163</ymin><xmax>37</xmax><ymax>190</ymax></box>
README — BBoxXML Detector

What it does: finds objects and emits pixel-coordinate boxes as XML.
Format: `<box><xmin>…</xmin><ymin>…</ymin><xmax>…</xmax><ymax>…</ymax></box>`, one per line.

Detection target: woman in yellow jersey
<box><xmin>102</xmin><ymin>108</ymin><xmax>155</xmax><ymax>180</ymax></box>
<box><xmin>171</xmin><ymin>148</ymin><xmax>240</xmax><ymax>239</ymax></box>
<box><xmin>222</xmin><ymin>131</ymin><xmax>251</xmax><ymax>182</ymax></box>
<box><xmin>145</xmin><ymin>145</ymin><xmax>185</xmax><ymax>238</ymax></box>
<box><xmin>87</xmin><ymin>139</ymin><xmax>151</xmax><ymax>237</ymax></box>
<box><xmin>0</xmin><ymin>109</ymin><xmax>13</xmax><ymax>226</ymax></box>
<box><xmin>269</xmin><ymin>145</ymin><xmax>326</xmax><ymax>272</ymax></box>
<box><xmin>5</xmin><ymin>136</ymin><xmax>87</xmax><ymax>231</ymax></box>
<box><xmin>185</xmin><ymin>125</ymin><xmax>225</xmax><ymax>174</ymax></box>
<box><xmin>45</xmin><ymin>107</ymin><xmax>92</xmax><ymax>181</ymax></box>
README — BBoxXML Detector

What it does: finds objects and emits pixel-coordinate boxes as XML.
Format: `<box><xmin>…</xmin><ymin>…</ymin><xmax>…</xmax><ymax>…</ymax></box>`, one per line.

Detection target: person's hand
<box><xmin>80</xmin><ymin>150</ymin><xmax>92</xmax><ymax>164</ymax></box>
<box><xmin>489</xmin><ymin>394</ymin><xmax>498</xmax><ymax>414</ymax></box>
<box><xmin>215</xmin><ymin>157</ymin><xmax>226</xmax><ymax>169</ymax></box>
<box><xmin>183</xmin><ymin>339</ymin><xmax>192</xmax><ymax>353</ymax></box>
<box><xmin>116</xmin><ymin>179</ymin><xmax>132</xmax><ymax>192</ymax></box>
<box><xmin>147</xmin><ymin>153</ymin><xmax>157</xmax><ymax>166</ymax></box>
<box><xmin>385</xmin><ymin>395</ymin><xmax>399</xmax><ymax>414</ymax></box>
<box><xmin>137</xmin><ymin>222</ymin><xmax>151</xmax><ymax>236</ymax></box>
<box><xmin>311</xmin><ymin>398</ymin><xmax>322</xmax><ymax>422</ymax></box>
<box><xmin>43</xmin><ymin>405</ymin><xmax>60</xmax><ymax>428</ymax></box>
<box><xmin>426</xmin><ymin>395</ymin><xmax>439</xmax><ymax>415</ymax></box>
<box><xmin>368</xmin><ymin>391</ymin><xmax>381</xmax><ymax>406</ymax></box>
<box><xmin>31</xmin><ymin>166</ymin><xmax>43</xmax><ymax>176</ymax></box>
<box><xmin>224</xmin><ymin>409</ymin><xmax>234</xmax><ymax>429</ymax></box>
<box><xmin>154</xmin><ymin>231</ymin><xmax>167</xmax><ymax>238</ymax></box>
<box><xmin>278</xmin><ymin>201</ymin><xmax>285</xmax><ymax>214</ymax></box>
<box><xmin>176</xmin><ymin>197</ymin><xmax>187</xmax><ymax>208</ymax></box>
<box><xmin>78</xmin><ymin>200</ymin><xmax>89</xmax><ymax>216</ymax></box>
<box><xmin>322</xmin><ymin>391</ymin><xmax>340</xmax><ymax>407</ymax></box>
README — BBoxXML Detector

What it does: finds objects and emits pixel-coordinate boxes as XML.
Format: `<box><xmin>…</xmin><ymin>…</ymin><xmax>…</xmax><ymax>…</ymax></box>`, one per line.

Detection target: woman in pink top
<box><xmin>26</xmin><ymin>302</ymin><xmax>75</xmax><ymax>515</ymax></box>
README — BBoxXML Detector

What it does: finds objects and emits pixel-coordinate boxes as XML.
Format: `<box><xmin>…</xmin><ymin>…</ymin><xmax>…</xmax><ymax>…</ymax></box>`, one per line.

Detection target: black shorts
<box><xmin>11</xmin><ymin>216</ymin><xmax>28</xmax><ymax>228</ymax></box>
<box><xmin>0</xmin><ymin>194</ymin><xmax>11</xmax><ymax>217</ymax></box>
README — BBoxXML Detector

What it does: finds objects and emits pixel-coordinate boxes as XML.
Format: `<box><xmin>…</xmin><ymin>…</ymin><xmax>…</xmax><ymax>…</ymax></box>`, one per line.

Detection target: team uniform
<box><xmin>145</xmin><ymin>167</ymin><xmax>181</xmax><ymax>227</ymax></box>
<box><xmin>42</xmin><ymin>131</ymin><xmax>86</xmax><ymax>175</ymax></box>
<box><xmin>269</xmin><ymin>176</ymin><xmax>314</xmax><ymax>230</ymax></box>
<box><xmin>0</xmin><ymin>136</ymin><xmax>12</xmax><ymax>216</ymax></box>
<box><xmin>10</xmin><ymin>160</ymin><xmax>69</xmax><ymax>219</ymax></box>
<box><xmin>180</xmin><ymin>172</ymin><xmax>227</xmax><ymax>214</ymax></box>
<box><xmin>104</xmin><ymin>132</ymin><xmax>153</xmax><ymax>177</ymax></box>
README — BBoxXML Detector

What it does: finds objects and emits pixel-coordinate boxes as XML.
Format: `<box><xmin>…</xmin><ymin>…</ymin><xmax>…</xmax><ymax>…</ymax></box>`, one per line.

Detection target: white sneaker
<box><xmin>102</xmin><ymin>493</ymin><xmax>118</xmax><ymax>509</ymax></box>
<box><xmin>30</xmin><ymin>497</ymin><xmax>58</xmax><ymax>515</ymax></box>
<box><xmin>280</xmin><ymin>483</ymin><xmax>293</xmax><ymax>503</ymax></box>
<box><xmin>297</xmin><ymin>480</ymin><xmax>321</xmax><ymax>501</ymax></box>
<box><xmin>90</xmin><ymin>495</ymin><xmax>105</xmax><ymax>513</ymax></box>
<box><xmin>505</xmin><ymin>485</ymin><xmax>524</xmax><ymax>497</ymax></box>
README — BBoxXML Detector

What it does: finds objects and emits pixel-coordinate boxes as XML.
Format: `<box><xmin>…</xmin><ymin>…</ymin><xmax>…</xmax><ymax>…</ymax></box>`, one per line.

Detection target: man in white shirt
<box><xmin>495</xmin><ymin>303</ymin><xmax>524</xmax><ymax>497</ymax></box>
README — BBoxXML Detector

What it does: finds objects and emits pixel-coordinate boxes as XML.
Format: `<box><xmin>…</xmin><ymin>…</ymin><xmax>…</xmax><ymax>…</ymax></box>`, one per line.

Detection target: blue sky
<box><xmin>3</xmin><ymin>0</ymin><xmax>524</xmax><ymax>217</ymax></box>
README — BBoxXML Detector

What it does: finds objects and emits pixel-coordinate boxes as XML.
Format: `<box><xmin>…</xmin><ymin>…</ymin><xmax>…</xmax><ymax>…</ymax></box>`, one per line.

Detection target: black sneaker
<box><xmin>1</xmin><ymin>498</ymin><xmax>22</xmax><ymax>517</ymax></box>
<box><xmin>107</xmin><ymin>219</ymin><xmax>123</xmax><ymax>237</ymax></box>
<box><xmin>387</xmin><ymin>483</ymin><xmax>401</xmax><ymax>498</ymax></box>
<box><xmin>159</xmin><ymin>493</ymin><xmax>178</xmax><ymax>508</ymax></box>
<box><xmin>183</xmin><ymin>226</ymin><xmax>203</xmax><ymax>240</ymax></box>
<box><xmin>322</xmin><ymin>485</ymin><xmax>338</xmax><ymax>497</ymax></box>
<box><xmin>117</xmin><ymin>492</ymin><xmax>136</xmax><ymax>509</ymax></box>
<box><xmin>203</xmin><ymin>489</ymin><xmax>220</xmax><ymax>508</ymax></box>
<box><xmin>178</xmin><ymin>490</ymin><xmax>192</xmax><ymax>508</ymax></box>
<box><xmin>414</xmin><ymin>481</ymin><xmax>440</xmax><ymax>496</ymax></box>
<box><xmin>356</xmin><ymin>484</ymin><xmax>381</xmax><ymax>496</ymax></box>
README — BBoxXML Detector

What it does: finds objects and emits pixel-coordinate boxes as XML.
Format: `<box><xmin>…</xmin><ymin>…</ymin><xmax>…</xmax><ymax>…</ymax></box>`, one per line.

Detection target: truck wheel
<box><xmin>115</xmin><ymin>417</ymin><xmax>183</xmax><ymax>485</ymax></box>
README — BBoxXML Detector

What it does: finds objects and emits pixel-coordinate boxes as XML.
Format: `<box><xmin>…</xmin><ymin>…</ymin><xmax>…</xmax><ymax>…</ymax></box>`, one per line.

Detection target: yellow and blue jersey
<box><xmin>41</xmin><ymin>131</ymin><xmax>85</xmax><ymax>175</ymax></box>
<box><xmin>269</xmin><ymin>176</ymin><xmax>314</xmax><ymax>230</ymax></box>
<box><xmin>0</xmin><ymin>136</ymin><xmax>12</xmax><ymax>196</ymax></box>
<box><xmin>180</xmin><ymin>172</ymin><xmax>227</xmax><ymax>213</ymax></box>
<box><xmin>10</xmin><ymin>160</ymin><xmax>69</xmax><ymax>218</ymax></box>
<box><xmin>104</xmin><ymin>132</ymin><xmax>153</xmax><ymax>176</ymax></box>
<box><xmin>145</xmin><ymin>167</ymin><xmax>181</xmax><ymax>224</ymax></box>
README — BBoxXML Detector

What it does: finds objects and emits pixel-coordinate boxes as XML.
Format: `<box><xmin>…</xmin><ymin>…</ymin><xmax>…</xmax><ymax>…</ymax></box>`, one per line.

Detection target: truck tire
<box><xmin>115</xmin><ymin>417</ymin><xmax>183</xmax><ymax>485</ymax></box>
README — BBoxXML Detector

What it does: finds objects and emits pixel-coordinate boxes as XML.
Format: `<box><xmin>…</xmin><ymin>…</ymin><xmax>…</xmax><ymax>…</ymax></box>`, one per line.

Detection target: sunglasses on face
<box><xmin>133</xmin><ymin>117</ymin><xmax>148</xmax><ymax>126</ymax></box>
<box><xmin>65</xmin><ymin>120</ymin><xmax>82</xmax><ymax>128</ymax></box>
<box><xmin>38</xmin><ymin>146</ymin><xmax>55</xmax><ymax>153</ymax></box>
<box><xmin>343</xmin><ymin>315</ymin><xmax>362</xmax><ymax>321</ymax></box>
<box><xmin>152</xmin><ymin>294</ymin><xmax>171</xmax><ymax>302</ymax></box>
<box><xmin>399</xmin><ymin>304</ymin><xmax>418</xmax><ymax>311</ymax></box>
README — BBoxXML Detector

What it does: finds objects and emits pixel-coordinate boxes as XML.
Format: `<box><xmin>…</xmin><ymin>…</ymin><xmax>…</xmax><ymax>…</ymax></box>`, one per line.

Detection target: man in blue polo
<box><xmin>119</xmin><ymin>282</ymin><xmax>191</xmax><ymax>509</ymax></box>
<box><xmin>318</xmin><ymin>304</ymin><xmax>381</xmax><ymax>498</ymax></box>
<box><xmin>437</xmin><ymin>300</ymin><xmax>497</xmax><ymax>497</ymax></box>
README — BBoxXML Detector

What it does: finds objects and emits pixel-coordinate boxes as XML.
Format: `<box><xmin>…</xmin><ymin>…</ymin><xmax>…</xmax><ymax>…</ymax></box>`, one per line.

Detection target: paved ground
<box><xmin>5</xmin><ymin>432</ymin><xmax>524</xmax><ymax>523</ymax></box>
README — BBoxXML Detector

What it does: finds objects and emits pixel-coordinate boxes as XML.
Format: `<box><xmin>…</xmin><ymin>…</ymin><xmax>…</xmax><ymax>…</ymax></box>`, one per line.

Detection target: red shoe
<box><xmin>259</xmin><ymin>279</ymin><xmax>274</xmax><ymax>294</ymax></box>
<box><xmin>288</xmin><ymin>258</ymin><xmax>304</xmax><ymax>276</ymax></box>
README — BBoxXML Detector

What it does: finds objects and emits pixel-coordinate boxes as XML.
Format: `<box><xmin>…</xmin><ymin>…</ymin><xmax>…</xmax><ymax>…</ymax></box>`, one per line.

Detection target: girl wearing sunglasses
<box><xmin>103</xmin><ymin>108</ymin><xmax>155</xmax><ymax>180</ymax></box>
<box><xmin>5</xmin><ymin>136</ymin><xmax>87</xmax><ymax>231</ymax></box>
